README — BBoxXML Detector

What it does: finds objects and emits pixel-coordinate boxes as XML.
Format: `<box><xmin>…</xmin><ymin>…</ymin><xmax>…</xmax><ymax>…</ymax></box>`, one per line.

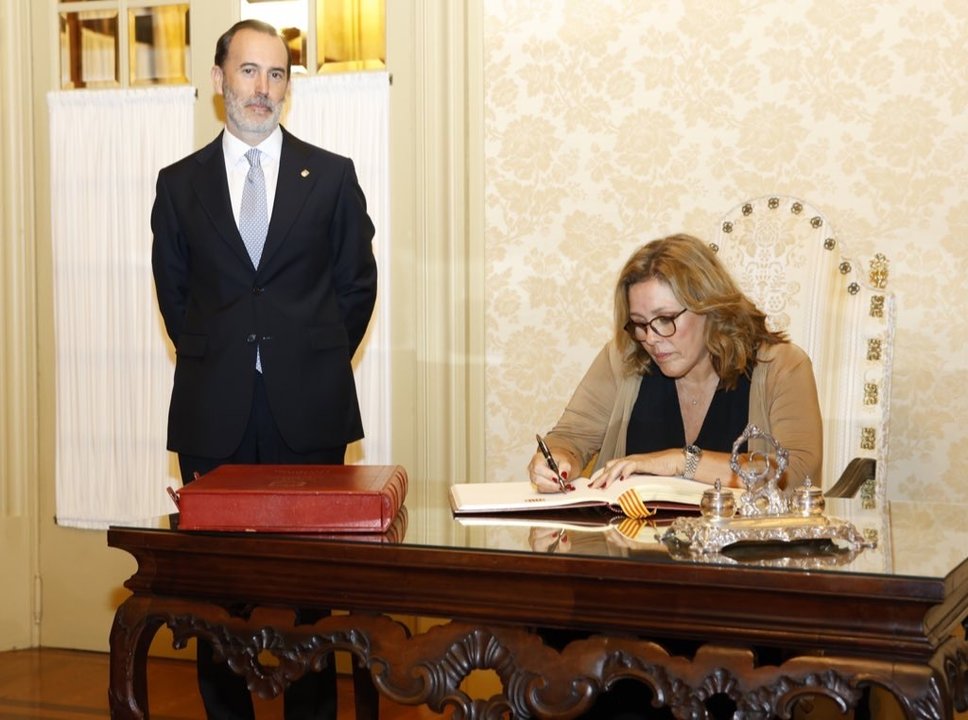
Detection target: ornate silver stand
<box><xmin>661</xmin><ymin>425</ymin><xmax>876</xmax><ymax>555</ymax></box>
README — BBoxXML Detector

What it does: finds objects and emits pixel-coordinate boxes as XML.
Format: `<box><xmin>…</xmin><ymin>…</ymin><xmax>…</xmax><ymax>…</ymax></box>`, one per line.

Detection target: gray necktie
<box><xmin>239</xmin><ymin>148</ymin><xmax>267</xmax><ymax>371</ymax></box>
<box><xmin>239</xmin><ymin>148</ymin><xmax>268</xmax><ymax>269</ymax></box>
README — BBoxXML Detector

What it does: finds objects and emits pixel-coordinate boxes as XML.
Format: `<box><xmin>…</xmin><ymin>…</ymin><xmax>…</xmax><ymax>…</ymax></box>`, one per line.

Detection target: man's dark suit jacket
<box><xmin>151</xmin><ymin>126</ymin><xmax>377</xmax><ymax>457</ymax></box>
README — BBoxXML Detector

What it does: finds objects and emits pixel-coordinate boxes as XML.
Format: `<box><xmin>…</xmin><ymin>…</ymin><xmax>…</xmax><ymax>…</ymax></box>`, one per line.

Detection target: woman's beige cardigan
<box><xmin>545</xmin><ymin>341</ymin><xmax>823</xmax><ymax>488</ymax></box>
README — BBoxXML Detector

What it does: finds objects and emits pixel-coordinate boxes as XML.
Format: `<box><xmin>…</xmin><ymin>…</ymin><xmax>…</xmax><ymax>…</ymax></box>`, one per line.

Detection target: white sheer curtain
<box><xmin>287</xmin><ymin>71</ymin><xmax>392</xmax><ymax>465</ymax></box>
<box><xmin>49</xmin><ymin>87</ymin><xmax>194</xmax><ymax>529</ymax></box>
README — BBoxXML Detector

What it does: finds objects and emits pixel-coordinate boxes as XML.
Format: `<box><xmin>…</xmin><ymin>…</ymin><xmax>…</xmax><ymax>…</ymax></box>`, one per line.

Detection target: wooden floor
<box><xmin>0</xmin><ymin>648</ymin><xmax>446</xmax><ymax>719</ymax></box>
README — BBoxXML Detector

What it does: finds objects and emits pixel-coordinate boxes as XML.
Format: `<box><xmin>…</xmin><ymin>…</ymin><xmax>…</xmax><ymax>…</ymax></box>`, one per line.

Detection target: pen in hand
<box><xmin>535</xmin><ymin>434</ymin><xmax>568</xmax><ymax>493</ymax></box>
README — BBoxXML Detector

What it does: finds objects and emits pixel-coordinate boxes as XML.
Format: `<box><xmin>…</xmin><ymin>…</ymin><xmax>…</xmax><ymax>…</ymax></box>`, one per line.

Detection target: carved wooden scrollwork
<box><xmin>938</xmin><ymin>636</ymin><xmax>968</xmax><ymax>714</ymax></box>
<box><xmin>741</xmin><ymin>669</ymin><xmax>859</xmax><ymax>718</ymax></box>
<box><xmin>367</xmin><ymin>624</ymin><xmax>966</xmax><ymax>720</ymax></box>
<box><xmin>110</xmin><ymin>595</ymin><xmax>966</xmax><ymax>720</ymax></box>
<box><xmin>167</xmin><ymin>615</ymin><xmax>368</xmax><ymax>698</ymax></box>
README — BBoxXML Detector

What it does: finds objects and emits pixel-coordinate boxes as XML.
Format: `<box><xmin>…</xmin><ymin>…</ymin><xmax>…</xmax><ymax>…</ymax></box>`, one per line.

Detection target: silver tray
<box><xmin>661</xmin><ymin>513</ymin><xmax>877</xmax><ymax>555</ymax></box>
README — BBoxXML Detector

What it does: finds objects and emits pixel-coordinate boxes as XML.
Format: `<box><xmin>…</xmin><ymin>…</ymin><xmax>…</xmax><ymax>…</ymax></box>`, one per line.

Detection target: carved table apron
<box><xmin>107</xmin><ymin>523</ymin><xmax>968</xmax><ymax>719</ymax></box>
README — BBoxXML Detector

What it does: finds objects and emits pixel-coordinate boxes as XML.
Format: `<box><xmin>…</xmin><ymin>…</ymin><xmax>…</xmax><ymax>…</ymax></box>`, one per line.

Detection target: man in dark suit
<box><xmin>151</xmin><ymin>19</ymin><xmax>377</xmax><ymax>720</ymax></box>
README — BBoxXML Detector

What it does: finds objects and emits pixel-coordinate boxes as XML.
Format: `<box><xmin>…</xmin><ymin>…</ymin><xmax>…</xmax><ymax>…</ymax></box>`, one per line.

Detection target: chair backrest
<box><xmin>711</xmin><ymin>195</ymin><xmax>895</xmax><ymax>519</ymax></box>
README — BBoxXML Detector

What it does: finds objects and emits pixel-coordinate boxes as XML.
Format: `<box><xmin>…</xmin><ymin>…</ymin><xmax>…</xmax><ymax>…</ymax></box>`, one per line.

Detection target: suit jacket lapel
<box><xmin>191</xmin><ymin>133</ymin><xmax>254</xmax><ymax>269</ymax></box>
<box><xmin>260</xmin><ymin>129</ymin><xmax>315</xmax><ymax>271</ymax></box>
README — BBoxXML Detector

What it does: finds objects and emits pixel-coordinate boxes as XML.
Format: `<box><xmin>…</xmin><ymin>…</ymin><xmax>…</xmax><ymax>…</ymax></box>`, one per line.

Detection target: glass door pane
<box><xmin>241</xmin><ymin>0</ymin><xmax>309</xmax><ymax>73</ymax></box>
<box><xmin>316</xmin><ymin>0</ymin><xmax>385</xmax><ymax>72</ymax></box>
<box><xmin>128</xmin><ymin>5</ymin><xmax>191</xmax><ymax>86</ymax></box>
<box><xmin>60</xmin><ymin>11</ymin><xmax>120</xmax><ymax>89</ymax></box>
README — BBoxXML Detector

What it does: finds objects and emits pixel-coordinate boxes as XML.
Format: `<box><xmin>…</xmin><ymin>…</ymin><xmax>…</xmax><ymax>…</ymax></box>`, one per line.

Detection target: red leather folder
<box><xmin>170</xmin><ymin>464</ymin><xmax>408</xmax><ymax>533</ymax></box>
<box><xmin>310</xmin><ymin>506</ymin><xmax>409</xmax><ymax>543</ymax></box>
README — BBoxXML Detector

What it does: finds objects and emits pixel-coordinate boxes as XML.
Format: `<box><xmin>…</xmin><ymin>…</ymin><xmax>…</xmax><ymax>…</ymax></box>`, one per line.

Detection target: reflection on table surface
<box><xmin>423</xmin><ymin>494</ymin><xmax>968</xmax><ymax>580</ymax></box>
<box><xmin>113</xmin><ymin>491</ymin><xmax>968</xmax><ymax>581</ymax></box>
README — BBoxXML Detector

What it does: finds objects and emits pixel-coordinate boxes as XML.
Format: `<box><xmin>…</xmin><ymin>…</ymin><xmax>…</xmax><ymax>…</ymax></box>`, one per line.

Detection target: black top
<box><xmin>626</xmin><ymin>369</ymin><xmax>751</xmax><ymax>454</ymax></box>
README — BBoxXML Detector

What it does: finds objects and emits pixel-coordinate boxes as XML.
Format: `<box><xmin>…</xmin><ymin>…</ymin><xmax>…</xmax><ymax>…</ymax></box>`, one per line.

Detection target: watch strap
<box><xmin>683</xmin><ymin>445</ymin><xmax>702</xmax><ymax>479</ymax></box>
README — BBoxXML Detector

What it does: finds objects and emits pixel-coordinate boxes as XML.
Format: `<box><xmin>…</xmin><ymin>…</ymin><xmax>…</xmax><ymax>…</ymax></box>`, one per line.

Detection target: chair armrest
<box><xmin>824</xmin><ymin>457</ymin><xmax>876</xmax><ymax>498</ymax></box>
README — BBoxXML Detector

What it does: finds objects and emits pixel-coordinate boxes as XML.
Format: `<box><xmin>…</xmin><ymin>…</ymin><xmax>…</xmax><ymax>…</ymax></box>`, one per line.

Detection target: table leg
<box><xmin>108</xmin><ymin>595</ymin><xmax>164</xmax><ymax>719</ymax></box>
<box><xmin>353</xmin><ymin>657</ymin><xmax>379</xmax><ymax>720</ymax></box>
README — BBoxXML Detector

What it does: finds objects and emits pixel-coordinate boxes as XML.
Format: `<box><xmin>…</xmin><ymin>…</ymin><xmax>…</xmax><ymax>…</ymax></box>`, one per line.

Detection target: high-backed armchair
<box><xmin>711</xmin><ymin>195</ymin><xmax>895</xmax><ymax>520</ymax></box>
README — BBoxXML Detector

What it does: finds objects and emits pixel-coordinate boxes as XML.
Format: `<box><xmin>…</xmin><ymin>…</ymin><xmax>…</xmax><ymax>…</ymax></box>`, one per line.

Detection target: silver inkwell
<box><xmin>662</xmin><ymin>424</ymin><xmax>875</xmax><ymax>557</ymax></box>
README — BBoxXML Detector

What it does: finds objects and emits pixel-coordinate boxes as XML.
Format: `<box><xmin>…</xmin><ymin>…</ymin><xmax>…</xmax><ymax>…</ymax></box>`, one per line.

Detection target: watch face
<box><xmin>686</xmin><ymin>444</ymin><xmax>702</xmax><ymax>457</ymax></box>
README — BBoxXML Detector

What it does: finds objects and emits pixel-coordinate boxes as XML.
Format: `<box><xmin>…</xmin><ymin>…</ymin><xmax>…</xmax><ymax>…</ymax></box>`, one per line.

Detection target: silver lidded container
<box><xmin>792</xmin><ymin>477</ymin><xmax>825</xmax><ymax>517</ymax></box>
<box><xmin>699</xmin><ymin>479</ymin><xmax>736</xmax><ymax>520</ymax></box>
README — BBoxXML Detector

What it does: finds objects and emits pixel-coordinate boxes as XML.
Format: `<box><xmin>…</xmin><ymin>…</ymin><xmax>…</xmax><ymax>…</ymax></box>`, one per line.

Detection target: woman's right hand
<box><xmin>527</xmin><ymin>450</ymin><xmax>573</xmax><ymax>493</ymax></box>
<box><xmin>529</xmin><ymin>527</ymin><xmax>571</xmax><ymax>553</ymax></box>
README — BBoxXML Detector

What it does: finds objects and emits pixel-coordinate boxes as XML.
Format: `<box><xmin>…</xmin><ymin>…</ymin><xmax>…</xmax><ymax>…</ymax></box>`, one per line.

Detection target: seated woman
<box><xmin>529</xmin><ymin>233</ymin><xmax>822</xmax><ymax>493</ymax></box>
<box><xmin>528</xmin><ymin>234</ymin><xmax>824</xmax><ymax>718</ymax></box>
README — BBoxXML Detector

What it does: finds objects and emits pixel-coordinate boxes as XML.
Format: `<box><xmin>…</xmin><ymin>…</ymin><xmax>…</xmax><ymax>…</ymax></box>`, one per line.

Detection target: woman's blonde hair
<box><xmin>615</xmin><ymin>233</ymin><xmax>787</xmax><ymax>387</ymax></box>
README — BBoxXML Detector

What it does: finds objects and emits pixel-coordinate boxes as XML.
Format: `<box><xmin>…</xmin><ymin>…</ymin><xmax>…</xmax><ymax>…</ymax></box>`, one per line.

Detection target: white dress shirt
<box><xmin>222</xmin><ymin>126</ymin><xmax>283</xmax><ymax>229</ymax></box>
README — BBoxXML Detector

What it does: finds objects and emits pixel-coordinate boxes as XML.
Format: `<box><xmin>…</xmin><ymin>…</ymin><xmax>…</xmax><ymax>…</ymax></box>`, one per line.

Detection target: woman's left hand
<box><xmin>588</xmin><ymin>450</ymin><xmax>680</xmax><ymax>488</ymax></box>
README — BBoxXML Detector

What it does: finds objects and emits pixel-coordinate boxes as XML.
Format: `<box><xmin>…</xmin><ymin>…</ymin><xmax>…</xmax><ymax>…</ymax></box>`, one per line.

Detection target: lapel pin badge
<box><xmin>300</xmin><ymin>169</ymin><xmax>310</xmax><ymax>177</ymax></box>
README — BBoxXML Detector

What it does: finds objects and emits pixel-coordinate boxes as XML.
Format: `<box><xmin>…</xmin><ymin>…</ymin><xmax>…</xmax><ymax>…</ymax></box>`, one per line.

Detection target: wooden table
<box><xmin>107</xmin><ymin>496</ymin><xmax>968</xmax><ymax>719</ymax></box>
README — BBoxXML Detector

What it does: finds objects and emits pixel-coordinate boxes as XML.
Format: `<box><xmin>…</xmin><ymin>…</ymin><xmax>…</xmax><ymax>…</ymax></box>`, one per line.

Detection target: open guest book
<box><xmin>449</xmin><ymin>475</ymin><xmax>708</xmax><ymax>519</ymax></box>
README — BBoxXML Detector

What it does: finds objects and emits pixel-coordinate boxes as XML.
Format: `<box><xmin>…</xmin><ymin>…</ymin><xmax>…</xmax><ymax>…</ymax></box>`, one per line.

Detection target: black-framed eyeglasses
<box><xmin>623</xmin><ymin>308</ymin><xmax>688</xmax><ymax>340</ymax></box>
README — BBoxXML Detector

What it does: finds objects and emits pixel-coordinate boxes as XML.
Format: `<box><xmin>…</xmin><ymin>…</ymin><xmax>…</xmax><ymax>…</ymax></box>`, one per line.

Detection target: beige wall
<box><xmin>482</xmin><ymin>1</ymin><xmax>968</xmax><ymax>508</ymax></box>
<box><xmin>0</xmin><ymin>0</ymin><xmax>39</xmax><ymax>650</ymax></box>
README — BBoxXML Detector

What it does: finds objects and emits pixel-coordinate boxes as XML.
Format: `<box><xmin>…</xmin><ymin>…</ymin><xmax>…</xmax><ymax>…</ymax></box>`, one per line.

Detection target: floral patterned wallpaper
<box><xmin>482</xmin><ymin>0</ymin><xmax>968</xmax><ymax>505</ymax></box>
